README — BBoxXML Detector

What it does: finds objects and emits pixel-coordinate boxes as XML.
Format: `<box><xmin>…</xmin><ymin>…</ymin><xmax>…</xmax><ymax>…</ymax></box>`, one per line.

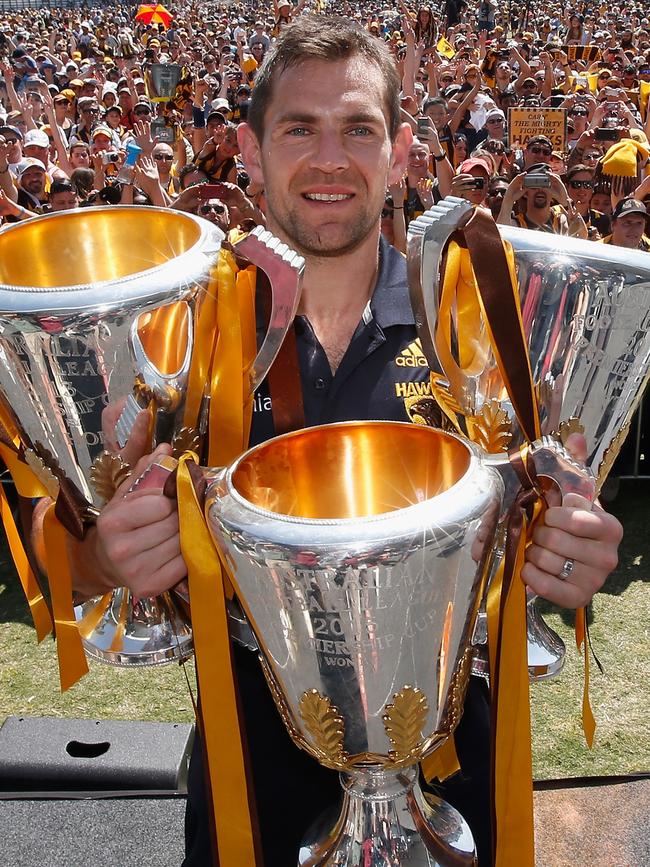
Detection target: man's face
<box><xmin>612</xmin><ymin>213</ymin><xmax>646</xmax><ymax>247</ymax></box>
<box><xmin>407</xmin><ymin>141</ymin><xmax>429</xmax><ymax>177</ymax></box>
<box><xmin>50</xmin><ymin>189</ymin><xmax>79</xmax><ymax>211</ymax></box>
<box><xmin>524</xmin><ymin>187</ymin><xmax>551</xmax><ymax>212</ymax></box>
<box><xmin>70</xmin><ymin>145</ymin><xmax>89</xmax><ymax>168</ymax></box>
<box><xmin>487</xmin><ymin>180</ymin><xmax>507</xmax><ymax>217</ymax></box>
<box><xmin>21</xmin><ymin>167</ymin><xmax>45</xmax><ymax>197</ymax></box>
<box><xmin>1</xmin><ymin>133</ymin><xmax>22</xmax><ymax>163</ymax></box>
<box><xmin>90</xmin><ymin>133</ymin><xmax>111</xmax><ymax>154</ymax></box>
<box><xmin>238</xmin><ymin>57</ymin><xmax>409</xmax><ymax>258</ymax></box>
<box><xmin>25</xmin><ymin>143</ymin><xmax>49</xmax><ymax>164</ymax></box>
<box><xmin>424</xmin><ymin>102</ymin><xmax>447</xmax><ymax>130</ymax></box>
<box><xmin>80</xmin><ymin>102</ymin><xmax>100</xmax><ymax>125</ymax></box>
<box><xmin>524</xmin><ymin>140</ymin><xmax>552</xmax><ymax>168</ymax></box>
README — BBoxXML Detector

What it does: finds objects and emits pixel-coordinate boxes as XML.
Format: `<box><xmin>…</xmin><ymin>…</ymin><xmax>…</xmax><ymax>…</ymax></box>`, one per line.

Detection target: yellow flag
<box><xmin>437</xmin><ymin>36</ymin><xmax>455</xmax><ymax>59</ymax></box>
<box><xmin>587</xmin><ymin>72</ymin><xmax>600</xmax><ymax>94</ymax></box>
<box><xmin>640</xmin><ymin>80</ymin><xmax>650</xmax><ymax>122</ymax></box>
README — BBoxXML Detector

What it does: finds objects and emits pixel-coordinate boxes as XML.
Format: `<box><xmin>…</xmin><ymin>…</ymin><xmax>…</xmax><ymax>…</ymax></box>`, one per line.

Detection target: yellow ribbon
<box><xmin>0</xmin><ymin>483</ymin><xmax>53</xmax><ymax>641</ymax></box>
<box><xmin>575</xmin><ymin>606</ymin><xmax>595</xmax><ymax>747</ymax></box>
<box><xmin>421</xmin><ymin>734</ymin><xmax>461</xmax><ymax>783</ymax></box>
<box><xmin>487</xmin><ymin>518</ymin><xmax>534</xmax><ymax>867</ymax></box>
<box><xmin>209</xmin><ymin>249</ymin><xmax>255</xmax><ymax>467</ymax></box>
<box><xmin>177</xmin><ymin>453</ymin><xmax>258</xmax><ymax>865</ymax></box>
<box><xmin>185</xmin><ymin>269</ymin><xmax>220</xmax><ymax>434</ymax></box>
<box><xmin>42</xmin><ymin>504</ymin><xmax>89</xmax><ymax>691</ymax></box>
<box><xmin>0</xmin><ymin>443</ymin><xmax>49</xmax><ymax>499</ymax></box>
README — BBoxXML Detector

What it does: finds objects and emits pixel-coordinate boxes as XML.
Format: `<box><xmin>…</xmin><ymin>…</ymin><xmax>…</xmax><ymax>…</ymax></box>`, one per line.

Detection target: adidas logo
<box><xmin>395</xmin><ymin>339</ymin><xmax>428</xmax><ymax>367</ymax></box>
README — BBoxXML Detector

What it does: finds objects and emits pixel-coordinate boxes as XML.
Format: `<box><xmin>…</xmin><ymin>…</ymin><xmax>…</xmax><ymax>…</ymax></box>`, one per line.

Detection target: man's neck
<box><xmin>269</xmin><ymin>220</ymin><xmax>383</xmax><ymax>373</ymax></box>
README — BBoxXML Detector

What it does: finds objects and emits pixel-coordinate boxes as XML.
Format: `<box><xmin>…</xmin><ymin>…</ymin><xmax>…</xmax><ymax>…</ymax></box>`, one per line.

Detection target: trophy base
<box><xmin>298</xmin><ymin>765</ymin><xmax>476</xmax><ymax>866</ymax></box>
<box><xmin>75</xmin><ymin>588</ymin><xmax>194</xmax><ymax>666</ymax></box>
<box><xmin>470</xmin><ymin>600</ymin><xmax>566</xmax><ymax>683</ymax></box>
<box><xmin>526</xmin><ymin>597</ymin><xmax>566</xmax><ymax>681</ymax></box>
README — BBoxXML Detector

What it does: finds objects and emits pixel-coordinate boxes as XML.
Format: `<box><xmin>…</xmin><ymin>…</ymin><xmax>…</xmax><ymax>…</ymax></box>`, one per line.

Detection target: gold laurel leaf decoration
<box><xmin>298</xmin><ymin>689</ymin><xmax>347</xmax><ymax>770</ymax></box>
<box><xmin>383</xmin><ymin>685</ymin><xmax>429</xmax><ymax>767</ymax></box>
<box><xmin>467</xmin><ymin>399</ymin><xmax>513</xmax><ymax>453</ymax></box>
<box><xmin>89</xmin><ymin>452</ymin><xmax>132</xmax><ymax>504</ymax></box>
<box><xmin>558</xmin><ymin>417</ymin><xmax>585</xmax><ymax>446</ymax></box>
<box><xmin>24</xmin><ymin>449</ymin><xmax>60</xmax><ymax>499</ymax></box>
<box><xmin>171</xmin><ymin>426</ymin><xmax>201</xmax><ymax>459</ymax></box>
<box><xmin>596</xmin><ymin>421</ymin><xmax>632</xmax><ymax>496</ymax></box>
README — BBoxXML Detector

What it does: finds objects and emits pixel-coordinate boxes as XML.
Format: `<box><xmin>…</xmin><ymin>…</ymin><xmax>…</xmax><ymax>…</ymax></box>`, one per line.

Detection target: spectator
<box><xmin>600</xmin><ymin>197</ymin><xmax>650</xmax><ymax>250</ymax></box>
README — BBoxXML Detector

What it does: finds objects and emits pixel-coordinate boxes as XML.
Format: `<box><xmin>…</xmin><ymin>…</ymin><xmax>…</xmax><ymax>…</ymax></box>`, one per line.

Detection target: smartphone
<box><xmin>416</xmin><ymin>117</ymin><xmax>429</xmax><ymax>137</ymax></box>
<box><xmin>523</xmin><ymin>173</ymin><xmax>551</xmax><ymax>189</ymax></box>
<box><xmin>595</xmin><ymin>127</ymin><xmax>619</xmax><ymax>141</ymax></box>
<box><xmin>198</xmin><ymin>183</ymin><xmax>227</xmax><ymax>200</ymax></box>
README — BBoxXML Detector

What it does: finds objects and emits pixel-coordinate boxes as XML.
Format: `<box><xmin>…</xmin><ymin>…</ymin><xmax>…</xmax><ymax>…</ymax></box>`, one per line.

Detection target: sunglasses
<box><xmin>488</xmin><ymin>188</ymin><xmax>506</xmax><ymax>196</ymax></box>
<box><xmin>200</xmin><ymin>203</ymin><xmax>226</xmax><ymax>215</ymax></box>
<box><xmin>134</xmin><ymin>108</ymin><xmax>152</xmax><ymax>116</ymax></box>
<box><xmin>571</xmin><ymin>109</ymin><xmax>588</xmax><ymax>116</ymax></box>
<box><xmin>82</xmin><ymin>108</ymin><xmax>99</xmax><ymax>114</ymax></box>
<box><xmin>486</xmin><ymin>118</ymin><xmax>504</xmax><ymax>124</ymax></box>
<box><xmin>528</xmin><ymin>146</ymin><xmax>552</xmax><ymax>156</ymax></box>
<box><xmin>153</xmin><ymin>153</ymin><xmax>173</xmax><ymax>161</ymax></box>
<box><xmin>569</xmin><ymin>180</ymin><xmax>594</xmax><ymax>189</ymax></box>
<box><xmin>522</xmin><ymin>82</ymin><xmax>537</xmax><ymax>89</ymax></box>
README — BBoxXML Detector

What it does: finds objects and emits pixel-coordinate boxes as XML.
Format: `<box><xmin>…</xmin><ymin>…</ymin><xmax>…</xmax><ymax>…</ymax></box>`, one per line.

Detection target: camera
<box><xmin>102</xmin><ymin>152</ymin><xmax>120</xmax><ymax>165</ymax></box>
<box><xmin>595</xmin><ymin>127</ymin><xmax>619</xmax><ymax>142</ymax></box>
<box><xmin>468</xmin><ymin>177</ymin><xmax>485</xmax><ymax>190</ymax></box>
<box><xmin>523</xmin><ymin>173</ymin><xmax>551</xmax><ymax>189</ymax></box>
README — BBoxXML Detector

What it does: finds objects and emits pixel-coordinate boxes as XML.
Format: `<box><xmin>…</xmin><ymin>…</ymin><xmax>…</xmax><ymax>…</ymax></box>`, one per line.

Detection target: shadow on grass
<box><xmin>0</xmin><ymin>535</ymin><xmax>40</xmax><ymax>628</ymax></box>
<box><xmin>540</xmin><ymin>478</ymin><xmax>650</xmax><ymax>628</ymax></box>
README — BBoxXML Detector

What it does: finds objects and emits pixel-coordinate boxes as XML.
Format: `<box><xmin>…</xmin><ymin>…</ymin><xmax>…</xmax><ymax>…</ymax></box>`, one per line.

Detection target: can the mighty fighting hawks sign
<box><xmin>508</xmin><ymin>107</ymin><xmax>567</xmax><ymax>151</ymax></box>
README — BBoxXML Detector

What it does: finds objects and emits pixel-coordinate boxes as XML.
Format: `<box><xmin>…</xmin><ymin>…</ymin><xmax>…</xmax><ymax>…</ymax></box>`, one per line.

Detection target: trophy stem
<box><xmin>298</xmin><ymin>765</ymin><xmax>476</xmax><ymax>866</ymax></box>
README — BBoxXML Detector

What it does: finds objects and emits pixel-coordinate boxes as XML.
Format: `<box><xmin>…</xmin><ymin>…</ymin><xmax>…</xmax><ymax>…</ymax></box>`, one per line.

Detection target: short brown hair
<box><xmin>248</xmin><ymin>16</ymin><xmax>401</xmax><ymax>142</ymax></box>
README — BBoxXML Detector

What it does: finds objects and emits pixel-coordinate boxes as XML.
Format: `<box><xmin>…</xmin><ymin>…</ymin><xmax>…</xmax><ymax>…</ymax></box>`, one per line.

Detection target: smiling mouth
<box><xmin>303</xmin><ymin>193</ymin><xmax>354</xmax><ymax>202</ymax></box>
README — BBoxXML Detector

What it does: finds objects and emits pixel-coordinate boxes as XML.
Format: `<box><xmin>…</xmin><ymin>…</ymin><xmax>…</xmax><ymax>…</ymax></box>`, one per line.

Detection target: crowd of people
<box><xmin>1</xmin><ymin>1</ymin><xmax>650</xmax><ymax>249</ymax></box>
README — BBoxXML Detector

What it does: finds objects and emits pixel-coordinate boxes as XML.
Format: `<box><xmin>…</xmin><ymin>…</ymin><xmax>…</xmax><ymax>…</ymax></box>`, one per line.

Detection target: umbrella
<box><xmin>134</xmin><ymin>4</ymin><xmax>173</xmax><ymax>29</ymax></box>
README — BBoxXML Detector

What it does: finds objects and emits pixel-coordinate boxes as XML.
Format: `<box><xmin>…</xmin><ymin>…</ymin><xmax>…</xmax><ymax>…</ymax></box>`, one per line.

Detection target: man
<box><xmin>521</xmin><ymin>134</ymin><xmax>553</xmax><ymax>170</ymax></box>
<box><xmin>16</xmin><ymin>157</ymin><xmax>47</xmax><ymax>213</ymax></box>
<box><xmin>65</xmin><ymin>18</ymin><xmax>622</xmax><ymax>867</ymax></box>
<box><xmin>48</xmin><ymin>179</ymin><xmax>79</xmax><ymax>211</ymax></box>
<box><xmin>451</xmin><ymin>156</ymin><xmax>492</xmax><ymax>207</ymax></box>
<box><xmin>498</xmin><ymin>166</ymin><xmax>577</xmax><ymax>234</ymax></box>
<box><xmin>23</xmin><ymin>128</ymin><xmax>67</xmax><ymax>181</ymax></box>
<box><xmin>600</xmin><ymin>197</ymin><xmax>650</xmax><ymax>249</ymax></box>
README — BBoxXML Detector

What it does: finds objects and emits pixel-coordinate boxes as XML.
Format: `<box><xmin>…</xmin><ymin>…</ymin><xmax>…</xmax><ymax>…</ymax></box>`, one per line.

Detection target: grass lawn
<box><xmin>0</xmin><ymin>480</ymin><xmax>648</xmax><ymax>780</ymax></box>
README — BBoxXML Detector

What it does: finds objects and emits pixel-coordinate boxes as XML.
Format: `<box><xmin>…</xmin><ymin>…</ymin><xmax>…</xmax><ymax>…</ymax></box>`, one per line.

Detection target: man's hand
<box><xmin>93</xmin><ymin>444</ymin><xmax>186</xmax><ymax>598</ymax></box>
<box><xmin>522</xmin><ymin>434</ymin><xmax>623</xmax><ymax>608</ymax></box>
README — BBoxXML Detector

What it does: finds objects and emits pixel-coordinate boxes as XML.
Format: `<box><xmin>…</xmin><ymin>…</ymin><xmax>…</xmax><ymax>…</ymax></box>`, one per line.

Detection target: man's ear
<box><xmin>237</xmin><ymin>122</ymin><xmax>264</xmax><ymax>187</ymax></box>
<box><xmin>388</xmin><ymin>121</ymin><xmax>413</xmax><ymax>188</ymax></box>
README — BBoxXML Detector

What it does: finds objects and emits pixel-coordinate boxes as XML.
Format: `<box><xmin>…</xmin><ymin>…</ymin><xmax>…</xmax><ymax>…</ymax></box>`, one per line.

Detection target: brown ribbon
<box><xmin>462</xmin><ymin>208</ymin><xmax>541</xmax><ymax>444</ymax></box>
<box><xmin>258</xmin><ymin>270</ymin><xmax>305</xmax><ymax>436</ymax></box>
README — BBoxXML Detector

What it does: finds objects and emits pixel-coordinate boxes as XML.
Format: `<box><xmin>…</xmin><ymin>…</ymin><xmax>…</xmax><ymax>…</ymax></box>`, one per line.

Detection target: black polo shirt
<box><xmin>249</xmin><ymin>236</ymin><xmax>441</xmax><ymax>446</ymax></box>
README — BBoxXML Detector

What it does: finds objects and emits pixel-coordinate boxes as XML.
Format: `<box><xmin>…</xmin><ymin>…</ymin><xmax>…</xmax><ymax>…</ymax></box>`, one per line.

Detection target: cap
<box><xmin>211</xmin><ymin>98</ymin><xmax>230</xmax><ymax>111</ymax></box>
<box><xmin>60</xmin><ymin>89</ymin><xmax>76</xmax><ymax>101</ymax></box>
<box><xmin>526</xmin><ymin>134</ymin><xmax>553</xmax><ymax>148</ymax></box>
<box><xmin>18</xmin><ymin>157</ymin><xmax>46</xmax><ymax>176</ymax></box>
<box><xmin>459</xmin><ymin>157</ymin><xmax>492</xmax><ymax>175</ymax></box>
<box><xmin>0</xmin><ymin>125</ymin><xmax>23</xmax><ymax>141</ymax></box>
<box><xmin>90</xmin><ymin>125</ymin><xmax>113</xmax><ymax>139</ymax></box>
<box><xmin>485</xmin><ymin>108</ymin><xmax>506</xmax><ymax>120</ymax></box>
<box><xmin>612</xmin><ymin>197</ymin><xmax>647</xmax><ymax>219</ymax></box>
<box><xmin>206</xmin><ymin>109</ymin><xmax>227</xmax><ymax>125</ymax></box>
<box><xmin>23</xmin><ymin>129</ymin><xmax>50</xmax><ymax>148</ymax></box>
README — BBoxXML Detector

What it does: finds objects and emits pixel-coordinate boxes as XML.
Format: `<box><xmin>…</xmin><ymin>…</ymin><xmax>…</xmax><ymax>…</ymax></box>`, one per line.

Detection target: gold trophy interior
<box><xmin>233</xmin><ymin>422</ymin><xmax>471</xmax><ymax>520</ymax></box>
<box><xmin>0</xmin><ymin>207</ymin><xmax>202</xmax><ymax>287</ymax></box>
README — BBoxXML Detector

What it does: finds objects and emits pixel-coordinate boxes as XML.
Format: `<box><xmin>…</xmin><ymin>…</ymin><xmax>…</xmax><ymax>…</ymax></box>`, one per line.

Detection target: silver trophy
<box><xmin>0</xmin><ymin>206</ymin><xmax>303</xmax><ymax>666</ymax></box>
<box><xmin>408</xmin><ymin>197</ymin><xmax>650</xmax><ymax>679</ymax></box>
<box><xmin>145</xmin><ymin>63</ymin><xmax>183</xmax><ymax>102</ymax></box>
<box><xmin>203</xmin><ymin>419</ymin><xmax>592</xmax><ymax>865</ymax></box>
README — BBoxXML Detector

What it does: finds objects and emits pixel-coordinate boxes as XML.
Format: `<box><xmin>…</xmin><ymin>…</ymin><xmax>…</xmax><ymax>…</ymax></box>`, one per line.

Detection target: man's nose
<box><xmin>308</xmin><ymin>130</ymin><xmax>351</xmax><ymax>174</ymax></box>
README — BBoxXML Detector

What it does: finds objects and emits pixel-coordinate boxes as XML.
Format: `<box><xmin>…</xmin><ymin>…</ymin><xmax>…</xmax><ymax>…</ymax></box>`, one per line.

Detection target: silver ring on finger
<box><xmin>558</xmin><ymin>558</ymin><xmax>575</xmax><ymax>581</ymax></box>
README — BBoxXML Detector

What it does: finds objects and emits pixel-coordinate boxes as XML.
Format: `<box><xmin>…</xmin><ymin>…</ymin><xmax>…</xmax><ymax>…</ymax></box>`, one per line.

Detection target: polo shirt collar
<box><xmin>368</xmin><ymin>236</ymin><xmax>415</xmax><ymax>329</ymax></box>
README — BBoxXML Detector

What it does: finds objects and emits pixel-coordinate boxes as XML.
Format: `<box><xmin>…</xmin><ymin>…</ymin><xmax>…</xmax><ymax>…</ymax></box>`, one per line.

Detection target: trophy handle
<box><xmin>232</xmin><ymin>225</ymin><xmax>305</xmax><ymax>393</ymax></box>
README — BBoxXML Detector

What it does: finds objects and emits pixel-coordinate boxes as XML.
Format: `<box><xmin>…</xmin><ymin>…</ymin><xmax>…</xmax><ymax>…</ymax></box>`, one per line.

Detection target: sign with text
<box><xmin>508</xmin><ymin>107</ymin><xmax>567</xmax><ymax>151</ymax></box>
